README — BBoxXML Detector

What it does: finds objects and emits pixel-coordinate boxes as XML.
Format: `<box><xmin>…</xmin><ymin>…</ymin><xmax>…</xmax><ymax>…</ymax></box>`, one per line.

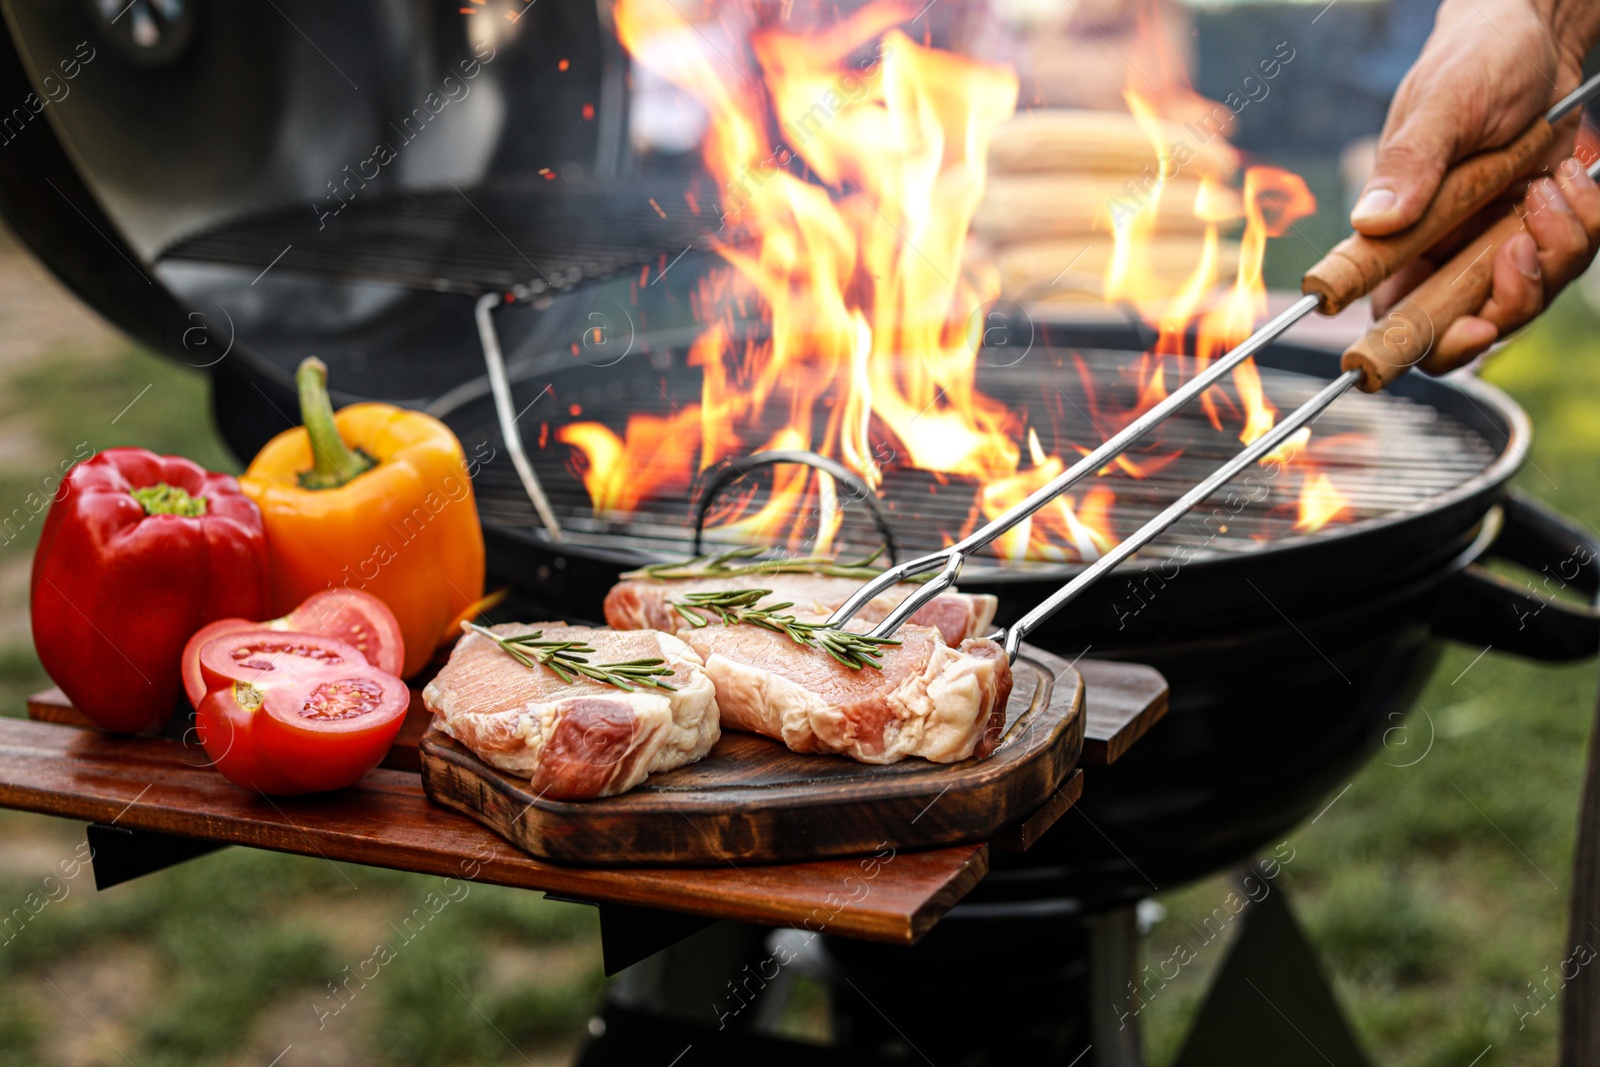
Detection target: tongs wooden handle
<box><xmin>1340</xmin><ymin>185</ymin><xmax>1568</xmax><ymax>391</ymax></box>
<box><xmin>1302</xmin><ymin>120</ymin><xmax>1556</xmax><ymax>320</ymax></box>
<box><xmin>1317</xmin><ymin>73</ymin><xmax>1600</xmax><ymax>392</ymax></box>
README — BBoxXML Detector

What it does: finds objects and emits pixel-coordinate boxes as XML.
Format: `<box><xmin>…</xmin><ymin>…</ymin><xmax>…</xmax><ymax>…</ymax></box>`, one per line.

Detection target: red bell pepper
<box><xmin>31</xmin><ymin>448</ymin><xmax>270</xmax><ymax>733</ymax></box>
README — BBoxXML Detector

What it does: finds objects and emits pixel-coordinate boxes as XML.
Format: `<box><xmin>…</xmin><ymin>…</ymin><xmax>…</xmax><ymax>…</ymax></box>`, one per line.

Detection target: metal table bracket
<box><xmin>598</xmin><ymin>904</ymin><xmax>720</xmax><ymax>976</ymax></box>
<box><xmin>542</xmin><ymin>893</ymin><xmax>720</xmax><ymax>976</ymax></box>
<box><xmin>86</xmin><ymin>823</ymin><xmax>228</xmax><ymax>891</ymax></box>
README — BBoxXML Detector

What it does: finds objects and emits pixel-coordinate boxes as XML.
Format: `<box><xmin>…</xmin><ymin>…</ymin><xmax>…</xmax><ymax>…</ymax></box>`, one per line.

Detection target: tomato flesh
<box><xmin>300</xmin><ymin>677</ymin><xmax>386</xmax><ymax>720</ymax></box>
<box><xmin>283</xmin><ymin>590</ymin><xmax>405</xmax><ymax>677</ymax></box>
<box><xmin>181</xmin><ymin>589</ymin><xmax>404</xmax><ymax>708</ymax></box>
<box><xmin>193</xmin><ymin>629</ymin><xmax>408</xmax><ymax>795</ymax></box>
<box><xmin>195</xmin><ymin>629</ymin><xmax>362</xmax><ymax>698</ymax></box>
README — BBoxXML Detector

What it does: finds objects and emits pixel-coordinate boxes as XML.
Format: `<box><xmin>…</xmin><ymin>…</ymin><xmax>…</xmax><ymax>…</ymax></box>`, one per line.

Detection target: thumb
<box><xmin>1351</xmin><ymin>106</ymin><xmax>1459</xmax><ymax>237</ymax></box>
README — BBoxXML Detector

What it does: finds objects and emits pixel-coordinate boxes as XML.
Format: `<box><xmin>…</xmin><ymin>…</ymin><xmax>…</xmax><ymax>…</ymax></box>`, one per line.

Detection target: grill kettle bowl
<box><xmin>987</xmin><ymin>489</ymin><xmax>1600</xmax><ymax>908</ymax></box>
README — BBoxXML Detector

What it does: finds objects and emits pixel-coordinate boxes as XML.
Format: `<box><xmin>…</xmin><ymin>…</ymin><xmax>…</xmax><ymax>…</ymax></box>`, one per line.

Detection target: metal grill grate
<box><xmin>158</xmin><ymin>181</ymin><xmax>717</xmax><ymax>295</ymax></box>
<box><xmin>445</xmin><ymin>345</ymin><xmax>1501</xmax><ymax>573</ymax></box>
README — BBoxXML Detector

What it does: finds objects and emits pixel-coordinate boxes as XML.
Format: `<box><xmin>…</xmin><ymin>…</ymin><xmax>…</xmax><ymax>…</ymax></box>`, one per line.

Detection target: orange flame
<box><xmin>983</xmin><ymin>429</ymin><xmax>1118</xmax><ymax>562</ymax></box>
<box><xmin>1104</xmin><ymin>91</ymin><xmax>1174</xmax><ymax>306</ymax></box>
<box><xmin>1296</xmin><ymin>471</ymin><xmax>1351</xmax><ymax>532</ymax></box>
<box><xmin>553</xmin><ymin>5</ymin><xmax>1355</xmax><ymax>565</ymax></box>
<box><xmin>602</xmin><ymin>0</ymin><xmax>1080</xmax><ymax>551</ymax></box>
<box><xmin>1195</xmin><ymin>166</ymin><xmax>1317</xmax><ymax>445</ymax></box>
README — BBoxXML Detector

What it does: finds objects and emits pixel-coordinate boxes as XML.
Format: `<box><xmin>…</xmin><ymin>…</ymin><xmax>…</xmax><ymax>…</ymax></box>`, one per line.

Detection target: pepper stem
<box><xmin>296</xmin><ymin>357</ymin><xmax>375</xmax><ymax>490</ymax></box>
<box><xmin>130</xmin><ymin>483</ymin><xmax>208</xmax><ymax>517</ymax></box>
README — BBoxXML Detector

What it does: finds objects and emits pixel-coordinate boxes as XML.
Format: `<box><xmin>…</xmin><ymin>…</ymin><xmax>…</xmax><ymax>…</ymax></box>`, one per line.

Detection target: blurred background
<box><xmin>2</xmin><ymin>0</ymin><xmax>1600</xmax><ymax>1063</ymax></box>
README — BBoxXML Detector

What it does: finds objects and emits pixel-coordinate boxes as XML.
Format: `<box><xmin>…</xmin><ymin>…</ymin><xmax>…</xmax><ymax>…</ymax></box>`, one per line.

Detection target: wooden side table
<box><xmin>2</xmin><ymin>659</ymin><xmax>1166</xmax><ymax>971</ymax></box>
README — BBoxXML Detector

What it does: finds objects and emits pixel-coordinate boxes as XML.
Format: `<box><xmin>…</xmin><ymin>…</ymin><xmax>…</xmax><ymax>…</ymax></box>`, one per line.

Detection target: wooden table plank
<box><xmin>990</xmin><ymin>767</ymin><xmax>1083</xmax><ymax>853</ymax></box>
<box><xmin>27</xmin><ymin>687</ymin><xmax>431</xmax><ymax>773</ymax></box>
<box><xmin>11</xmin><ymin>655</ymin><xmax>1166</xmax><ymax>944</ymax></box>
<box><xmin>25</xmin><ymin>687</ymin><xmax>77</xmax><ymax>726</ymax></box>
<box><xmin>1077</xmin><ymin>660</ymin><xmax>1169</xmax><ymax>765</ymax></box>
<box><xmin>29</xmin><ymin>655</ymin><xmax>1168</xmax><ymax>770</ymax></box>
<box><xmin>0</xmin><ymin>717</ymin><xmax>985</xmax><ymax>944</ymax></box>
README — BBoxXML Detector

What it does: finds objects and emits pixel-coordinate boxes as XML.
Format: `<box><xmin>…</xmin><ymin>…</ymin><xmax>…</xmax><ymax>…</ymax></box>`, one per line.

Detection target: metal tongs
<box><xmin>831</xmin><ymin>72</ymin><xmax>1600</xmax><ymax>662</ymax></box>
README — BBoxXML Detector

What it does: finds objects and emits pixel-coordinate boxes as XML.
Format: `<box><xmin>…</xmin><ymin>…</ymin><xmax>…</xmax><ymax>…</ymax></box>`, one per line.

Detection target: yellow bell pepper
<box><xmin>240</xmin><ymin>358</ymin><xmax>485</xmax><ymax>677</ymax></box>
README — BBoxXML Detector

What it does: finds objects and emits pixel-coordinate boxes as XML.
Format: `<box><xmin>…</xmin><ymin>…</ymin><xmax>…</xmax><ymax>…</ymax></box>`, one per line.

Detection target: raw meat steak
<box><xmin>677</xmin><ymin>622</ymin><xmax>1012</xmax><ymax>764</ymax></box>
<box><xmin>423</xmin><ymin>623</ymin><xmax>719</xmax><ymax>799</ymax></box>
<box><xmin>606</xmin><ymin>572</ymin><xmax>997</xmax><ymax>646</ymax></box>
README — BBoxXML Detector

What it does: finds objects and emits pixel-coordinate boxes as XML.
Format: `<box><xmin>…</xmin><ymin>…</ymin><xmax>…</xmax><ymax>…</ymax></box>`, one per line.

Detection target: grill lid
<box><xmin>160</xmin><ymin>182</ymin><xmax>718</xmax><ymax>297</ymax></box>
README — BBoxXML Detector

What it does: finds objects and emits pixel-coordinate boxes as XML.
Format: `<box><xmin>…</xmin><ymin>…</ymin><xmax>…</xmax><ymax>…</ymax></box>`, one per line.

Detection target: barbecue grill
<box><xmin>439</xmin><ymin>312</ymin><xmax>1592</xmax><ymax>906</ymax></box>
<box><xmin>5</xmin><ymin>2</ymin><xmax>1600</xmax><ymax>1062</ymax></box>
<box><xmin>4</xmin><ymin>0</ymin><xmax>1596</xmax><ymax>892</ymax></box>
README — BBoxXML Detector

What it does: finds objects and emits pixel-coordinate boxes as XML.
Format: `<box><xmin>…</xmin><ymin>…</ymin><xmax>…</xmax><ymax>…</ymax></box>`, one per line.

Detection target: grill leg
<box><xmin>1089</xmin><ymin>905</ymin><xmax>1146</xmax><ymax>1067</ymax></box>
<box><xmin>1559</xmin><ymin>672</ymin><xmax>1600</xmax><ymax>1066</ymax></box>
<box><xmin>1173</xmin><ymin>880</ymin><xmax>1369</xmax><ymax>1066</ymax></box>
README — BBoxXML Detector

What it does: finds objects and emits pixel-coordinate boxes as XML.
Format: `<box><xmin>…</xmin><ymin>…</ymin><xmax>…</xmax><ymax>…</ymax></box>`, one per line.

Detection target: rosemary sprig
<box><xmin>627</xmin><ymin>545</ymin><xmax>927</xmax><ymax>583</ymax></box>
<box><xmin>671</xmin><ymin>588</ymin><xmax>901</xmax><ymax>671</ymax></box>
<box><xmin>464</xmin><ymin>623</ymin><xmax>677</xmax><ymax>692</ymax></box>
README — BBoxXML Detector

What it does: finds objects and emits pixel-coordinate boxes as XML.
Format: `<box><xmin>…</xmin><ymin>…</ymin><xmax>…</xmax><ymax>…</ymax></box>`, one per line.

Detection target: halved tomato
<box><xmin>193</xmin><ymin>629</ymin><xmax>408</xmax><ymax>795</ymax></box>
<box><xmin>282</xmin><ymin>590</ymin><xmax>405</xmax><ymax>676</ymax></box>
<box><xmin>181</xmin><ymin>617</ymin><xmax>255</xmax><ymax>706</ymax></box>
<box><xmin>182</xmin><ymin>589</ymin><xmax>404</xmax><ymax>708</ymax></box>
<box><xmin>194</xmin><ymin>629</ymin><xmax>364</xmax><ymax>697</ymax></box>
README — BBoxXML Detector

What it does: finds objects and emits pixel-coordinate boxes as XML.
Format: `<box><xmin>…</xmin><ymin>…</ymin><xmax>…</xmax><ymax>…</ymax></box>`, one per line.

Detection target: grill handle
<box><xmin>691</xmin><ymin>450</ymin><xmax>898</xmax><ymax>564</ymax></box>
<box><xmin>1432</xmin><ymin>489</ymin><xmax>1600</xmax><ymax>661</ymax></box>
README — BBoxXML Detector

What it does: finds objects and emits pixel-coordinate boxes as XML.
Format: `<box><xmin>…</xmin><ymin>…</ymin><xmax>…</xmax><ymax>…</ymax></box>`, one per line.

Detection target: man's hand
<box><xmin>1354</xmin><ymin>0</ymin><xmax>1600</xmax><ymax>366</ymax></box>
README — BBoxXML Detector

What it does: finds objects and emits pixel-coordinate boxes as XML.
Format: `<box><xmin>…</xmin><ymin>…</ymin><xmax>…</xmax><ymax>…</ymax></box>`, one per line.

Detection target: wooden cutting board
<box><xmin>419</xmin><ymin>645</ymin><xmax>1084</xmax><ymax>867</ymax></box>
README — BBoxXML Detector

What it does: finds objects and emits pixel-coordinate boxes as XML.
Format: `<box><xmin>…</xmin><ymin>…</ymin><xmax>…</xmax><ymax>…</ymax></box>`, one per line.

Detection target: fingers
<box><xmin>1477</xmin><ymin>230</ymin><xmax>1546</xmax><ymax>327</ymax></box>
<box><xmin>1419</xmin><ymin>234</ymin><xmax>1538</xmax><ymax>371</ymax></box>
<box><xmin>1425</xmin><ymin>161</ymin><xmax>1600</xmax><ymax>372</ymax></box>
<box><xmin>1433</xmin><ymin>317</ymin><xmax>1500</xmax><ymax>369</ymax></box>
<box><xmin>1370</xmin><ymin>258</ymin><xmax>1435</xmax><ymax>318</ymax></box>
<box><xmin>1526</xmin><ymin>166</ymin><xmax>1600</xmax><ymax>290</ymax></box>
<box><xmin>1351</xmin><ymin>102</ymin><xmax>1459</xmax><ymax>236</ymax></box>
<box><xmin>1428</xmin><ymin>232</ymin><xmax>1544</xmax><ymax>370</ymax></box>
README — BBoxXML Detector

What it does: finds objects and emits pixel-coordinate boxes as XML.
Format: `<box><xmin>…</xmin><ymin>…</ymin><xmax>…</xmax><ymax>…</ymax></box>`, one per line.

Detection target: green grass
<box><xmin>0</xmin><ymin>647</ymin><xmax>47</xmax><ymax>726</ymax></box>
<box><xmin>0</xmin><ymin>832</ymin><xmax>602</xmax><ymax>1066</ymax></box>
<box><xmin>4</xmin><ymin>291</ymin><xmax>1600</xmax><ymax>1063</ymax></box>
<box><xmin>4</xmin><ymin>345</ymin><xmax>237</xmax><ymax>475</ymax></box>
